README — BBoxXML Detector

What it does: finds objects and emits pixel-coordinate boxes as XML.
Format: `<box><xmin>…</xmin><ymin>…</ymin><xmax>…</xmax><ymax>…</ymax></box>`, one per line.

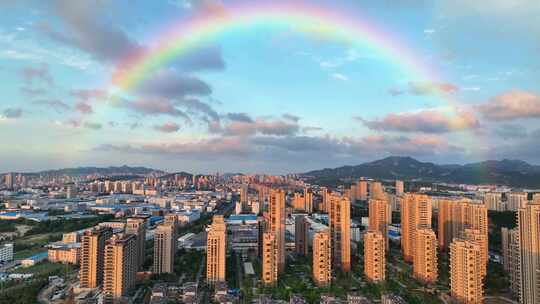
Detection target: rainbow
<box><xmin>108</xmin><ymin>1</ymin><xmax>480</xmax><ymax>156</ymax></box>
<box><xmin>112</xmin><ymin>2</ymin><xmax>439</xmax><ymax>91</ymax></box>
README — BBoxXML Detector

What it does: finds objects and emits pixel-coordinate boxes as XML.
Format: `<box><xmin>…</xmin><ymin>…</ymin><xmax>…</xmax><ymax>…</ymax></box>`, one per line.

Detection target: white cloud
<box><xmin>0</xmin><ymin>30</ymin><xmax>98</xmax><ymax>70</ymax></box>
<box><xmin>331</xmin><ymin>73</ymin><xmax>349</xmax><ymax>81</ymax></box>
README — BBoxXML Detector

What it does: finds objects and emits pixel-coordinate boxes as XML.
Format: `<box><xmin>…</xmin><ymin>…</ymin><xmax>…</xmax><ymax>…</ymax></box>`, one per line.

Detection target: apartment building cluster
<box><xmin>76</xmin><ymin>216</ymin><xmax>148</xmax><ymax>304</ymax></box>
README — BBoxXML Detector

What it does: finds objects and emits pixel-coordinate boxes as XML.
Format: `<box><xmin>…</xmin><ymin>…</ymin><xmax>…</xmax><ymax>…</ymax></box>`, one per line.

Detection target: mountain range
<box><xmin>302</xmin><ymin>156</ymin><xmax>540</xmax><ymax>188</ymax></box>
<box><xmin>19</xmin><ymin>166</ymin><xmax>166</xmax><ymax>176</ymax></box>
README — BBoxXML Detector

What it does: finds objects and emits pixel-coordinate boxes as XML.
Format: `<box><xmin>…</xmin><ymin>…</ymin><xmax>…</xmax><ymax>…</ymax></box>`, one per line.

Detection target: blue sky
<box><xmin>1</xmin><ymin>0</ymin><xmax>540</xmax><ymax>174</ymax></box>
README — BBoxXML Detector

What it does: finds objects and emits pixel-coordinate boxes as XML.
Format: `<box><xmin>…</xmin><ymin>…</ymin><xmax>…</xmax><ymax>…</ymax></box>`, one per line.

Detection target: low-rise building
<box><xmin>21</xmin><ymin>252</ymin><xmax>48</xmax><ymax>267</ymax></box>
<box><xmin>0</xmin><ymin>243</ymin><xmax>14</xmax><ymax>263</ymax></box>
<box><xmin>48</xmin><ymin>243</ymin><xmax>81</xmax><ymax>264</ymax></box>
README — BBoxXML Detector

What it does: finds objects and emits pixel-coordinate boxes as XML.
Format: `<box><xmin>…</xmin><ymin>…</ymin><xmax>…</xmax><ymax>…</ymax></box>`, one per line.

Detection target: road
<box><xmin>235</xmin><ymin>253</ymin><xmax>243</xmax><ymax>289</ymax></box>
<box><xmin>195</xmin><ymin>254</ymin><xmax>206</xmax><ymax>285</ymax></box>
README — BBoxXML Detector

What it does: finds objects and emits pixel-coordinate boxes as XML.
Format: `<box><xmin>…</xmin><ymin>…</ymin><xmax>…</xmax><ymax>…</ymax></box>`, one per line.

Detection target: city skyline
<box><xmin>1</xmin><ymin>0</ymin><xmax>540</xmax><ymax>173</ymax></box>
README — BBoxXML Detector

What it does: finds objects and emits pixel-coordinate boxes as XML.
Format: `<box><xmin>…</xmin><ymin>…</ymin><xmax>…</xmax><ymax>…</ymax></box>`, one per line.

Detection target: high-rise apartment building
<box><xmin>295</xmin><ymin>215</ymin><xmax>309</xmax><ymax>256</ymax></box>
<box><xmin>294</xmin><ymin>192</ymin><xmax>305</xmax><ymax>211</ymax></box>
<box><xmin>370</xmin><ymin>182</ymin><xmax>384</xmax><ymax>200</ymax></box>
<box><xmin>401</xmin><ymin>193</ymin><xmax>431</xmax><ymax>262</ymax></box>
<box><xmin>268</xmin><ymin>189</ymin><xmax>286</xmax><ymax>273</ymax></box>
<box><xmin>164</xmin><ymin>213</ymin><xmax>178</xmax><ymax>228</ymax></box>
<box><xmin>329</xmin><ymin>194</ymin><xmax>351</xmax><ymax>272</ymax></box>
<box><xmin>262</xmin><ymin>232</ymin><xmax>278</xmax><ymax>286</ymax></box>
<box><xmin>240</xmin><ymin>184</ymin><xmax>248</xmax><ymax>204</ymax></box>
<box><xmin>450</xmin><ymin>238</ymin><xmax>483</xmax><ymax>304</ymax></box>
<box><xmin>80</xmin><ymin>226</ymin><xmax>113</xmax><ymax>288</ymax></box>
<box><xmin>413</xmin><ymin>228</ymin><xmax>438</xmax><ymax>284</ymax></box>
<box><xmin>103</xmin><ymin>234</ymin><xmax>137</xmax><ymax>303</ymax></box>
<box><xmin>364</xmin><ymin>230</ymin><xmax>385</xmax><ymax>283</ymax></box>
<box><xmin>257</xmin><ymin>216</ymin><xmax>266</xmax><ymax>258</ymax></box>
<box><xmin>438</xmin><ymin>199</ymin><xmax>488</xmax><ymax>260</ymax></box>
<box><xmin>304</xmin><ymin>188</ymin><xmax>313</xmax><ymax>213</ymax></box>
<box><xmin>207</xmin><ymin>215</ymin><xmax>227</xmax><ymax>284</ymax></box>
<box><xmin>507</xmin><ymin>192</ymin><xmax>528</xmax><ymax>211</ymax></box>
<box><xmin>463</xmin><ymin>228</ymin><xmax>487</xmax><ymax>277</ymax></box>
<box><xmin>484</xmin><ymin>192</ymin><xmax>504</xmax><ymax>211</ymax></box>
<box><xmin>438</xmin><ymin>199</ymin><xmax>460</xmax><ymax>251</ymax></box>
<box><xmin>368</xmin><ymin>197</ymin><xmax>391</xmax><ymax>249</ymax></box>
<box><xmin>395</xmin><ymin>180</ymin><xmax>404</xmax><ymax>196</ymax></box>
<box><xmin>518</xmin><ymin>202</ymin><xmax>540</xmax><ymax>304</ymax></box>
<box><xmin>319</xmin><ymin>187</ymin><xmax>329</xmax><ymax>213</ymax></box>
<box><xmin>312</xmin><ymin>230</ymin><xmax>331</xmax><ymax>287</ymax></box>
<box><xmin>464</xmin><ymin>202</ymin><xmax>488</xmax><ymax>276</ymax></box>
<box><xmin>125</xmin><ymin>217</ymin><xmax>146</xmax><ymax>271</ymax></box>
<box><xmin>358</xmin><ymin>179</ymin><xmax>368</xmax><ymax>201</ymax></box>
<box><xmin>153</xmin><ymin>224</ymin><xmax>176</xmax><ymax>274</ymax></box>
<box><xmin>5</xmin><ymin>173</ymin><xmax>14</xmax><ymax>189</ymax></box>
<box><xmin>501</xmin><ymin>227</ymin><xmax>521</xmax><ymax>299</ymax></box>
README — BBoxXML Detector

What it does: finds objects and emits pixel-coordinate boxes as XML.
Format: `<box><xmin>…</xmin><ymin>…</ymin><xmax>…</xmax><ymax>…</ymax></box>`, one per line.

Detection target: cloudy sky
<box><xmin>1</xmin><ymin>0</ymin><xmax>540</xmax><ymax>174</ymax></box>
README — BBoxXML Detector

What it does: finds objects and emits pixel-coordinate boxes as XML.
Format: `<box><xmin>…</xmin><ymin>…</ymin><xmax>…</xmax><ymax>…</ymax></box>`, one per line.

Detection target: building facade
<box><xmin>312</xmin><ymin>230</ymin><xmax>332</xmax><ymax>287</ymax></box>
<box><xmin>125</xmin><ymin>217</ymin><xmax>147</xmax><ymax>271</ymax></box>
<box><xmin>364</xmin><ymin>230</ymin><xmax>385</xmax><ymax>283</ymax></box>
<box><xmin>368</xmin><ymin>197</ymin><xmax>391</xmax><ymax>249</ymax></box>
<box><xmin>295</xmin><ymin>215</ymin><xmax>310</xmax><ymax>256</ymax></box>
<box><xmin>267</xmin><ymin>189</ymin><xmax>286</xmax><ymax>273</ymax></box>
<box><xmin>153</xmin><ymin>224</ymin><xmax>176</xmax><ymax>274</ymax></box>
<box><xmin>501</xmin><ymin>227</ymin><xmax>521</xmax><ymax>299</ymax></box>
<box><xmin>329</xmin><ymin>194</ymin><xmax>351</xmax><ymax>273</ymax></box>
<box><xmin>207</xmin><ymin>215</ymin><xmax>227</xmax><ymax>284</ymax></box>
<box><xmin>450</xmin><ymin>239</ymin><xmax>483</xmax><ymax>304</ymax></box>
<box><xmin>518</xmin><ymin>202</ymin><xmax>540</xmax><ymax>304</ymax></box>
<box><xmin>401</xmin><ymin>193</ymin><xmax>431</xmax><ymax>262</ymax></box>
<box><xmin>413</xmin><ymin>228</ymin><xmax>438</xmax><ymax>284</ymax></box>
<box><xmin>262</xmin><ymin>232</ymin><xmax>278</xmax><ymax>286</ymax></box>
<box><xmin>103</xmin><ymin>234</ymin><xmax>137</xmax><ymax>303</ymax></box>
<box><xmin>80</xmin><ymin>226</ymin><xmax>113</xmax><ymax>289</ymax></box>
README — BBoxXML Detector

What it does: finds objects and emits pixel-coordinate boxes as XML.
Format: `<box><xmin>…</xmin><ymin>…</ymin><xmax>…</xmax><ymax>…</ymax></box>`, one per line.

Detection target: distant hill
<box><xmin>22</xmin><ymin>165</ymin><xmax>166</xmax><ymax>176</ymax></box>
<box><xmin>302</xmin><ymin>156</ymin><xmax>540</xmax><ymax>188</ymax></box>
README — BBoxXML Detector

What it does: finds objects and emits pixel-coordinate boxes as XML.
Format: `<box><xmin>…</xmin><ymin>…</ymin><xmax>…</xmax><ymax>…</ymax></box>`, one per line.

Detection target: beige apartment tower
<box><xmin>368</xmin><ymin>197</ymin><xmax>391</xmax><ymax>249</ymax></box>
<box><xmin>413</xmin><ymin>228</ymin><xmax>438</xmax><ymax>284</ymax></box>
<box><xmin>80</xmin><ymin>226</ymin><xmax>113</xmax><ymax>288</ymax></box>
<box><xmin>401</xmin><ymin>193</ymin><xmax>432</xmax><ymax>262</ymax></box>
<box><xmin>312</xmin><ymin>230</ymin><xmax>332</xmax><ymax>287</ymax></box>
<box><xmin>450</xmin><ymin>239</ymin><xmax>484</xmax><ymax>304</ymax></box>
<box><xmin>438</xmin><ymin>199</ymin><xmax>488</xmax><ymax>260</ymax></box>
<box><xmin>268</xmin><ymin>189</ymin><xmax>286</xmax><ymax>273</ymax></box>
<box><xmin>357</xmin><ymin>179</ymin><xmax>368</xmax><ymax>201</ymax></box>
<box><xmin>463</xmin><ymin>228</ymin><xmax>487</xmax><ymax>277</ymax></box>
<box><xmin>103</xmin><ymin>234</ymin><xmax>137</xmax><ymax>304</ymax></box>
<box><xmin>329</xmin><ymin>194</ymin><xmax>351</xmax><ymax>273</ymax></box>
<box><xmin>395</xmin><ymin>180</ymin><xmax>404</xmax><ymax>196</ymax></box>
<box><xmin>153</xmin><ymin>224</ymin><xmax>176</xmax><ymax>274</ymax></box>
<box><xmin>364</xmin><ymin>230</ymin><xmax>385</xmax><ymax>283</ymax></box>
<box><xmin>125</xmin><ymin>217</ymin><xmax>146</xmax><ymax>271</ymax></box>
<box><xmin>370</xmin><ymin>181</ymin><xmax>384</xmax><ymax>200</ymax></box>
<box><xmin>262</xmin><ymin>232</ymin><xmax>278</xmax><ymax>286</ymax></box>
<box><xmin>207</xmin><ymin>215</ymin><xmax>227</xmax><ymax>284</ymax></box>
<box><xmin>501</xmin><ymin>227</ymin><xmax>521</xmax><ymax>299</ymax></box>
<box><xmin>319</xmin><ymin>187</ymin><xmax>329</xmax><ymax>213</ymax></box>
<box><xmin>304</xmin><ymin>188</ymin><xmax>313</xmax><ymax>213</ymax></box>
<box><xmin>295</xmin><ymin>215</ymin><xmax>309</xmax><ymax>256</ymax></box>
<box><xmin>518</xmin><ymin>202</ymin><xmax>540</xmax><ymax>304</ymax></box>
<box><xmin>438</xmin><ymin>199</ymin><xmax>460</xmax><ymax>251</ymax></box>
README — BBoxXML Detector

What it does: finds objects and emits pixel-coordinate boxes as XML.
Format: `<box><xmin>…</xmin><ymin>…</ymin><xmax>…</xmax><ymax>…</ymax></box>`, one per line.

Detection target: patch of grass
<box><xmin>10</xmin><ymin>262</ymin><xmax>73</xmax><ymax>276</ymax></box>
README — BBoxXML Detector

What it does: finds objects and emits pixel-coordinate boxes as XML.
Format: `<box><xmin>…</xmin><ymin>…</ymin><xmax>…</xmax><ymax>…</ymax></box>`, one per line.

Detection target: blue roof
<box><xmin>0</xmin><ymin>212</ymin><xmax>18</xmax><ymax>217</ymax></box>
<box><xmin>27</xmin><ymin>252</ymin><xmax>48</xmax><ymax>261</ymax></box>
<box><xmin>228</xmin><ymin>215</ymin><xmax>257</xmax><ymax>221</ymax></box>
